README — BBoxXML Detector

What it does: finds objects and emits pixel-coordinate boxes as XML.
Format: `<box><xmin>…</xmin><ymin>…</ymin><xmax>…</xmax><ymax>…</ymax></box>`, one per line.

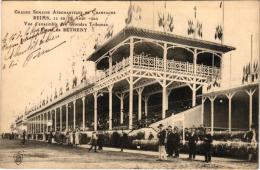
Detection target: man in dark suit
<box><xmin>204</xmin><ymin>128</ymin><xmax>213</xmax><ymax>163</ymax></box>
<box><xmin>188</xmin><ymin>127</ymin><xmax>198</xmax><ymax>160</ymax></box>
<box><xmin>157</xmin><ymin>124</ymin><xmax>167</xmax><ymax>161</ymax></box>
<box><xmin>173</xmin><ymin>126</ymin><xmax>181</xmax><ymax>158</ymax></box>
<box><xmin>166</xmin><ymin>126</ymin><xmax>174</xmax><ymax>157</ymax></box>
<box><xmin>22</xmin><ymin>130</ymin><xmax>26</xmax><ymax>145</ymax></box>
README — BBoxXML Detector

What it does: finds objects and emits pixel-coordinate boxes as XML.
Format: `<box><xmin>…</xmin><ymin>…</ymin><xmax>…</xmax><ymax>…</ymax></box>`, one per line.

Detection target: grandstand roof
<box><xmin>87</xmin><ymin>26</ymin><xmax>235</xmax><ymax>62</ymax></box>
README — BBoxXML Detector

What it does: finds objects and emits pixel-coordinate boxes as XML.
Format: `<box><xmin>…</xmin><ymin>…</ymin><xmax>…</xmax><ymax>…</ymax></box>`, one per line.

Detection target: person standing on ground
<box><xmin>204</xmin><ymin>128</ymin><xmax>213</xmax><ymax>163</ymax></box>
<box><xmin>173</xmin><ymin>126</ymin><xmax>181</xmax><ymax>158</ymax></box>
<box><xmin>48</xmin><ymin>130</ymin><xmax>53</xmax><ymax>144</ymax></box>
<box><xmin>22</xmin><ymin>130</ymin><xmax>26</xmax><ymax>145</ymax></box>
<box><xmin>75</xmin><ymin>128</ymin><xmax>80</xmax><ymax>147</ymax></box>
<box><xmin>89</xmin><ymin>131</ymin><xmax>98</xmax><ymax>152</ymax></box>
<box><xmin>120</xmin><ymin>132</ymin><xmax>128</xmax><ymax>152</ymax></box>
<box><xmin>188</xmin><ymin>127</ymin><xmax>198</xmax><ymax>160</ymax></box>
<box><xmin>157</xmin><ymin>124</ymin><xmax>167</xmax><ymax>161</ymax></box>
<box><xmin>166</xmin><ymin>126</ymin><xmax>174</xmax><ymax>157</ymax></box>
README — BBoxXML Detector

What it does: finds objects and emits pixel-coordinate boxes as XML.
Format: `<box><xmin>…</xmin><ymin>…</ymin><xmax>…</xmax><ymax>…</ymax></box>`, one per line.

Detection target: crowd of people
<box><xmin>4</xmin><ymin>123</ymin><xmax>257</xmax><ymax>163</ymax></box>
<box><xmin>157</xmin><ymin>124</ymin><xmax>213</xmax><ymax>162</ymax></box>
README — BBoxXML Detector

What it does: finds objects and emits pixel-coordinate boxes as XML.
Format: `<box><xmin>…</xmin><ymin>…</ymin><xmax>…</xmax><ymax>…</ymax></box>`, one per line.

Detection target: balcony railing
<box><xmin>95</xmin><ymin>57</ymin><xmax>130</xmax><ymax>82</ymax></box>
<box><xmin>95</xmin><ymin>55</ymin><xmax>220</xmax><ymax>83</ymax></box>
<box><xmin>133</xmin><ymin>55</ymin><xmax>220</xmax><ymax>77</ymax></box>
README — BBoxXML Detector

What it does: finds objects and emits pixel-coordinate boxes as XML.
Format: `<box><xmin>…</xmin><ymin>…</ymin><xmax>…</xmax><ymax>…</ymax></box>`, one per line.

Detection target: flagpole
<box><xmin>229</xmin><ymin>53</ymin><xmax>232</xmax><ymax>87</ymax></box>
<box><xmin>153</xmin><ymin>1</ymin><xmax>154</xmax><ymax>30</ymax></box>
<box><xmin>221</xmin><ymin>0</ymin><xmax>224</xmax><ymax>44</ymax></box>
<box><xmin>251</xmin><ymin>34</ymin><xmax>253</xmax><ymax>75</ymax></box>
<box><xmin>194</xmin><ymin>6</ymin><xmax>197</xmax><ymax>39</ymax></box>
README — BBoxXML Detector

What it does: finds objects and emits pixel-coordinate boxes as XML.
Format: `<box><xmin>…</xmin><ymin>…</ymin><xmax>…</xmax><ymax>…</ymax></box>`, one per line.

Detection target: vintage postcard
<box><xmin>0</xmin><ymin>0</ymin><xmax>259</xmax><ymax>169</ymax></box>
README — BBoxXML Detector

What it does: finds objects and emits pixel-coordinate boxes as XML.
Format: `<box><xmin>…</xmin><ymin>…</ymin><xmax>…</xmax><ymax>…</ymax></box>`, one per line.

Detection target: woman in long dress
<box><xmin>69</xmin><ymin>129</ymin><xmax>74</xmax><ymax>145</ymax></box>
<box><xmin>75</xmin><ymin>129</ymin><xmax>80</xmax><ymax>146</ymax></box>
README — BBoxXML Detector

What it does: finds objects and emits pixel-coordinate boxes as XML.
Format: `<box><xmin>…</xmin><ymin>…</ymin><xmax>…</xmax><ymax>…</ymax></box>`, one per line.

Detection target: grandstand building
<box><xmin>14</xmin><ymin>26</ymin><xmax>258</xmax><ymax>138</ymax></box>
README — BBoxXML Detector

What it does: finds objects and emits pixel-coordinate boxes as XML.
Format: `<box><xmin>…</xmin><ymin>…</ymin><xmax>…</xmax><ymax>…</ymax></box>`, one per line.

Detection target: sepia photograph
<box><xmin>0</xmin><ymin>0</ymin><xmax>259</xmax><ymax>169</ymax></box>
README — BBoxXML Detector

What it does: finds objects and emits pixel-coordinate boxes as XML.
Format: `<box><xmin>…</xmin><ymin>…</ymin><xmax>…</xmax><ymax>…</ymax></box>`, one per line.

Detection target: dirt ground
<box><xmin>0</xmin><ymin>139</ymin><xmax>258</xmax><ymax>169</ymax></box>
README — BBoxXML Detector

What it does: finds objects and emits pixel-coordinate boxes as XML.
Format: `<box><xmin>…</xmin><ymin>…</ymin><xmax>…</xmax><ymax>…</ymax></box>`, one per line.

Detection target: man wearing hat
<box><xmin>166</xmin><ymin>125</ymin><xmax>174</xmax><ymax>157</ymax></box>
<box><xmin>188</xmin><ymin>127</ymin><xmax>198</xmax><ymax>160</ymax></box>
<box><xmin>89</xmin><ymin>131</ymin><xmax>98</xmax><ymax>152</ymax></box>
<box><xmin>203</xmin><ymin>128</ymin><xmax>213</xmax><ymax>163</ymax></box>
<box><xmin>157</xmin><ymin>124</ymin><xmax>167</xmax><ymax>161</ymax></box>
<box><xmin>173</xmin><ymin>126</ymin><xmax>181</xmax><ymax>158</ymax></box>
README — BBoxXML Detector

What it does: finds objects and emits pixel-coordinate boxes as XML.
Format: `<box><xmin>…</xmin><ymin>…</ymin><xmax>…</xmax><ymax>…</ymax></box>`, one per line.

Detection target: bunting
<box><xmin>158</xmin><ymin>12</ymin><xmax>174</xmax><ymax>32</ymax></box>
<box><xmin>197</xmin><ymin>21</ymin><xmax>203</xmax><ymax>37</ymax></box>
<box><xmin>104</xmin><ymin>25</ymin><xmax>114</xmax><ymax>39</ymax></box>
<box><xmin>187</xmin><ymin>19</ymin><xmax>195</xmax><ymax>35</ymax></box>
<box><xmin>242</xmin><ymin>61</ymin><xmax>259</xmax><ymax>84</ymax></box>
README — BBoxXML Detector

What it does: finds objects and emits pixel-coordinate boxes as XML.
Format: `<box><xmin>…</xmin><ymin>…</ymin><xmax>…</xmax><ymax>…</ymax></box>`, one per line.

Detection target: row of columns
<box><xmin>28</xmin><ymin>38</ymin><xmax>201</xmax><ymax>133</ymax></box>
<box><xmin>202</xmin><ymin>88</ymin><xmax>256</xmax><ymax>135</ymax></box>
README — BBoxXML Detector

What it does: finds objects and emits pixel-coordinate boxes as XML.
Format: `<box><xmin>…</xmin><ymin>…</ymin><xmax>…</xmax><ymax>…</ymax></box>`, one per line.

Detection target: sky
<box><xmin>0</xmin><ymin>1</ymin><xmax>259</xmax><ymax>132</ymax></box>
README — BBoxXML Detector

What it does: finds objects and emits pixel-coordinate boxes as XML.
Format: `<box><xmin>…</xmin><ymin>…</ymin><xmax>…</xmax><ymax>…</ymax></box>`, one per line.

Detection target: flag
<box><xmin>167</xmin><ymin>13</ymin><xmax>174</xmax><ymax>32</ymax></box>
<box><xmin>158</xmin><ymin>12</ymin><xmax>174</xmax><ymax>32</ymax></box>
<box><xmin>125</xmin><ymin>3</ymin><xmax>133</xmax><ymax>25</ymax></box>
<box><xmin>194</xmin><ymin>6</ymin><xmax>197</xmax><ymax>18</ymax></box>
<box><xmin>125</xmin><ymin>3</ymin><xmax>142</xmax><ymax>26</ymax></box>
<box><xmin>187</xmin><ymin>19</ymin><xmax>194</xmax><ymax>35</ymax></box>
<box><xmin>197</xmin><ymin>22</ymin><xmax>203</xmax><ymax>37</ymax></box>
<box><xmin>105</xmin><ymin>25</ymin><xmax>114</xmax><ymax>39</ymax></box>
<box><xmin>93</xmin><ymin>33</ymin><xmax>102</xmax><ymax>50</ymax></box>
<box><xmin>215</xmin><ymin>24</ymin><xmax>223</xmax><ymax>40</ymax></box>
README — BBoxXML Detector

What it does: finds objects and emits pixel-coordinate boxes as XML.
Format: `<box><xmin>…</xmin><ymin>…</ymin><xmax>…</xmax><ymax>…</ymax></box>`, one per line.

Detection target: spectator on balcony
<box><xmin>187</xmin><ymin>127</ymin><xmax>198</xmax><ymax>160</ymax></box>
<box><xmin>203</xmin><ymin>128</ymin><xmax>213</xmax><ymax>163</ymax></box>
<box><xmin>157</xmin><ymin>124</ymin><xmax>167</xmax><ymax>161</ymax></box>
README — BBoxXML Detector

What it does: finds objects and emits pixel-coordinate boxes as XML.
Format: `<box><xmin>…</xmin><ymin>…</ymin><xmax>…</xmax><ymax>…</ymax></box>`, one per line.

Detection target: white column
<box><xmin>40</xmin><ymin>114</ymin><xmax>43</xmax><ymax>133</ymax></box>
<box><xmin>162</xmin><ymin>43</ymin><xmax>168</xmax><ymax>119</ymax></box>
<box><xmin>120</xmin><ymin>94</ymin><xmax>125</xmax><ymax>124</ymax></box>
<box><xmin>46</xmin><ymin>112</ymin><xmax>49</xmax><ymax>132</ymax></box>
<box><xmin>246</xmin><ymin>89</ymin><xmax>256</xmax><ymax>130</ymax></box>
<box><xmin>33</xmin><ymin>117</ymin><xmax>35</xmax><ymax>134</ymax></box>
<box><xmin>209</xmin><ymin>96</ymin><xmax>216</xmax><ymax>135</ymax></box>
<box><xmin>82</xmin><ymin>97</ymin><xmax>86</xmax><ymax>130</ymax></box>
<box><xmin>108</xmin><ymin>85</ymin><xmax>113</xmax><ymax>130</ymax></box>
<box><xmin>201</xmin><ymin>97</ymin><xmax>206</xmax><ymax>125</ymax></box>
<box><xmin>50</xmin><ymin>110</ymin><xmax>53</xmax><ymax>131</ymax></box>
<box><xmin>129</xmin><ymin>76</ymin><xmax>133</xmax><ymax>129</ymax></box>
<box><xmin>144</xmin><ymin>96</ymin><xmax>149</xmax><ymax>117</ymax></box>
<box><xmin>54</xmin><ymin>109</ymin><xmax>57</xmax><ymax>131</ymax></box>
<box><xmin>94</xmin><ymin>92</ymin><xmax>98</xmax><ymax>131</ymax></box>
<box><xmin>225</xmin><ymin>93</ymin><xmax>234</xmax><ymax>132</ymax></box>
<box><xmin>162</xmin><ymin>79</ymin><xmax>167</xmax><ymax>119</ymax></box>
<box><xmin>60</xmin><ymin>107</ymin><xmax>62</xmax><ymax>131</ymax></box>
<box><xmin>109</xmin><ymin>54</ymin><xmax>112</xmax><ymax>75</ymax></box>
<box><xmin>192</xmin><ymin>49</ymin><xmax>197</xmax><ymax>107</ymax></box>
<box><xmin>73</xmin><ymin>100</ymin><xmax>76</xmax><ymax>129</ymax></box>
<box><xmin>192</xmin><ymin>84</ymin><xmax>196</xmax><ymax>107</ymax></box>
<box><xmin>136</xmin><ymin>87</ymin><xmax>144</xmax><ymax>121</ymax></box>
<box><xmin>66</xmin><ymin>104</ymin><xmax>68</xmax><ymax>131</ymax></box>
<box><xmin>129</xmin><ymin>37</ymin><xmax>134</xmax><ymax>130</ymax></box>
